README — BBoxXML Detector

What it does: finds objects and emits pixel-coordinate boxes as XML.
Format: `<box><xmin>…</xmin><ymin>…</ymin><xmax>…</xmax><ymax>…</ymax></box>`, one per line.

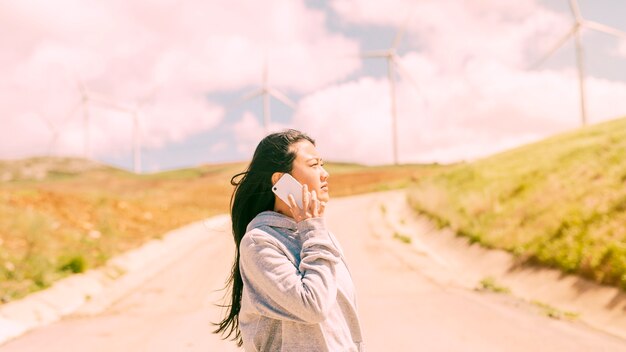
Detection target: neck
<box><xmin>273</xmin><ymin>198</ymin><xmax>294</xmax><ymax>219</ymax></box>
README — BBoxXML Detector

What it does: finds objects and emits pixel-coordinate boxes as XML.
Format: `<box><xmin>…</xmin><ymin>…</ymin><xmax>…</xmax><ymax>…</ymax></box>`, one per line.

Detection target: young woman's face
<box><xmin>289</xmin><ymin>140</ymin><xmax>330</xmax><ymax>202</ymax></box>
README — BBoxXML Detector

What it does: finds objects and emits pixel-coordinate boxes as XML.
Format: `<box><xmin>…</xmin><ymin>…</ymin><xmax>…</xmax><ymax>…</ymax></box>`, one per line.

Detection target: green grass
<box><xmin>393</xmin><ymin>232</ymin><xmax>412</xmax><ymax>244</ymax></box>
<box><xmin>408</xmin><ymin>116</ymin><xmax>626</xmax><ymax>289</ymax></box>
<box><xmin>476</xmin><ymin>277</ymin><xmax>511</xmax><ymax>294</ymax></box>
<box><xmin>531</xmin><ymin>300</ymin><xmax>580</xmax><ymax>320</ymax></box>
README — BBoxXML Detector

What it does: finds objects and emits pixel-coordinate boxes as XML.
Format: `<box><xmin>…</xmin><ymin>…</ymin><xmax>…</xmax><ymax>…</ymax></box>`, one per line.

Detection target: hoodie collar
<box><xmin>247</xmin><ymin>210</ymin><xmax>297</xmax><ymax>232</ymax></box>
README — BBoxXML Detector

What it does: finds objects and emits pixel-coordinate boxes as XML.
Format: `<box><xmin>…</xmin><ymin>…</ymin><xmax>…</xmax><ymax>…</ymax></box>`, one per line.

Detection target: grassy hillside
<box><xmin>408</xmin><ymin>117</ymin><xmax>626</xmax><ymax>289</ymax></box>
<box><xmin>0</xmin><ymin>158</ymin><xmax>441</xmax><ymax>303</ymax></box>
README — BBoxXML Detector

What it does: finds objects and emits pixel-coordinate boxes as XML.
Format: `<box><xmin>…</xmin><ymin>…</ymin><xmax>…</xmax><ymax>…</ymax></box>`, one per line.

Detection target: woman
<box><xmin>214</xmin><ymin>129</ymin><xmax>364</xmax><ymax>351</ymax></box>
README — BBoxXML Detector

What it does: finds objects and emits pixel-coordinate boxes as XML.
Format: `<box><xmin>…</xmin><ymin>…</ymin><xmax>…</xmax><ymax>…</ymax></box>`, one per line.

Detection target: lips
<box><xmin>320</xmin><ymin>183</ymin><xmax>329</xmax><ymax>191</ymax></box>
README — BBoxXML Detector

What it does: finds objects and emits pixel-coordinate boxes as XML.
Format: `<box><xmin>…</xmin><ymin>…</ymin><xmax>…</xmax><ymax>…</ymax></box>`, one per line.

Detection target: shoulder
<box><xmin>240</xmin><ymin>227</ymin><xmax>282</xmax><ymax>256</ymax></box>
<box><xmin>239</xmin><ymin>228</ymin><xmax>297</xmax><ymax>273</ymax></box>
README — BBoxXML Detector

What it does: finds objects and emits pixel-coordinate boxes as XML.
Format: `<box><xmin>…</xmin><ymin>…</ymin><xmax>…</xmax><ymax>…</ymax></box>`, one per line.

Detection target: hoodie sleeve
<box><xmin>239</xmin><ymin>217</ymin><xmax>341</xmax><ymax>324</ymax></box>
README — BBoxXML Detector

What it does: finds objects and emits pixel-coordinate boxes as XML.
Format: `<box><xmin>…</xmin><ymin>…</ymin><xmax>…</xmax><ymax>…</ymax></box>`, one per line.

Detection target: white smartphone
<box><xmin>272</xmin><ymin>173</ymin><xmax>304</xmax><ymax>209</ymax></box>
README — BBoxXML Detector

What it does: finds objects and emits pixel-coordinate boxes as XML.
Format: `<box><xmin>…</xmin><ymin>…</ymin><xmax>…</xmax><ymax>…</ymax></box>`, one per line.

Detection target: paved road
<box><xmin>2</xmin><ymin>191</ymin><xmax>626</xmax><ymax>351</ymax></box>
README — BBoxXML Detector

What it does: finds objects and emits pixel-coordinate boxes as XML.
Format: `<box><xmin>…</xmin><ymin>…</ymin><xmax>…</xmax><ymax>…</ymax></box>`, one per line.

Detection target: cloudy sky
<box><xmin>2</xmin><ymin>0</ymin><xmax>626</xmax><ymax>172</ymax></box>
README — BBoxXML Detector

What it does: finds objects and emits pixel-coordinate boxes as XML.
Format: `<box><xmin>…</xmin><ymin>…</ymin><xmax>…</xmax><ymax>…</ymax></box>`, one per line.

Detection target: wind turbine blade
<box><xmin>392</xmin><ymin>10</ymin><xmax>415</xmax><ymax>50</ymax></box>
<box><xmin>337</xmin><ymin>53</ymin><xmax>362</xmax><ymax>59</ymax></box>
<box><xmin>66</xmin><ymin>100</ymin><xmax>82</xmax><ymax>119</ymax></box>
<box><xmin>529</xmin><ymin>25</ymin><xmax>578</xmax><ymax>69</ymax></box>
<box><xmin>240</xmin><ymin>89</ymin><xmax>265</xmax><ymax>102</ymax></box>
<box><xmin>38</xmin><ymin>114</ymin><xmax>55</xmax><ymax>130</ymax></box>
<box><xmin>268</xmin><ymin>89</ymin><xmax>296</xmax><ymax>109</ymax></box>
<box><xmin>226</xmin><ymin>89</ymin><xmax>264</xmax><ymax>110</ymax></box>
<box><xmin>137</xmin><ymin>86</ymin><xmax>159</xmax><ymax>108</ymax></box>
<box><xmin>394</xmin><ymin>57</ymin><xmax>422</xmax><ymax>95</ymax></box>
<box><xmin>584</xmin><ymin>20</ymin><xmax>626</xmax><ymax>40</ymax></box>
<box><xmin>568</xmin><ymin>0</ymin><xmax>583</xmax><ymax>22</ymax></box>
<box><xmin>394</xmin><ymin>58</ymin><xmax>430</xmax><ymax>116</ymax></box>
<box><xmin>361</xmin><ymin>50</ymin><xmax>391</xmax><ymax>58</ymax></box>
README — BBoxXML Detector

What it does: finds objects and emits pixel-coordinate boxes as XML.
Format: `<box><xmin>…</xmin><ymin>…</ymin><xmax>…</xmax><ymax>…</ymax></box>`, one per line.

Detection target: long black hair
<box><xmin>213</xmin><ymin>129</ymin><xmax>315</xmax><ymax>346</ymax></box>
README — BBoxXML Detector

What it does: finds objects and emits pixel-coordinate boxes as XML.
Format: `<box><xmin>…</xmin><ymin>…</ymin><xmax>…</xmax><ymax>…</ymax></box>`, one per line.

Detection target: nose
<box><xmin>321</xmin><ymin>166</ymin><xmax>329</xmax><ymax>181</ymax></box>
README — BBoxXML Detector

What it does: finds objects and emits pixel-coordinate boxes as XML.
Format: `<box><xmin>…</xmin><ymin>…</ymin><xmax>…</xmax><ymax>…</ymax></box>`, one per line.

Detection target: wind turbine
<box><xmin>70</xmin><ymin>78</ymin><xmax>151</xmax><ymax>173</ymax></box>
<box><xmin>531</xmin><ymin>0</ymin><xmax>626</xmax><ymax>127</ymax></box>
<box><xmin>40</xmin><ymin>114</ymin><xmax>61</xmax><ymax>156</ymax></box>
<box><xmin>76</xmin><ymin>80</ymin><xmax>93</xmax><ymax>158</ymax></box>
<box><xmin>361</xmin><ymin>15</ymin><xmax>423</xmax><ymax>165</ymax></box>
<box><xmin>38</xmin><ymin>104</ymin><xmax>80</xmax><ymax>156</ymax></box>
<box><xmin>73</xmin><ymin>79</ymin><xmax>120</xmax><ymax>159</ymax></box>
<box><xmin>232</xmin><ymin>59</ymin><xmax>296</xmax><ymax>133</ymax></box>
<box><xmin>113</xmin><ymin>88</ymin><xmax>157</xmax><ymax>174</ymax></box>
<box><xmin>88</xmin><ymin>97</ymin><xmax>146</xmax><ymax>174</ymax></box>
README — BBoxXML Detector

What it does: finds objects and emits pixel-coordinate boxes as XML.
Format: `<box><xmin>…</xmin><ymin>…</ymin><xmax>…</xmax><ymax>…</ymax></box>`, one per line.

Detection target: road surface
<box><xmin>1</xmin><ymin>191</ymin><xmax>625</xmax><ymax>351</ymax></box>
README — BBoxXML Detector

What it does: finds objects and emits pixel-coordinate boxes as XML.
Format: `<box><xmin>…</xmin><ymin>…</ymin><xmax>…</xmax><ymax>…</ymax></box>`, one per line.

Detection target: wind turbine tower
<box><xmin>361</xmin><ymin>14</ymin><xmax>422</xmax><ymax>165</ymax></box>
<box><xmin>76</xmin><ymin>80</ymin><xmax>93</xmax><ymax>158</ymax></box>
<box><xmin>89</xmin><ymin>98</ymin><xmax>144</xmax><ymax>174</ymax></box>
<box><xmin>531</xmin><ymin>0</ymin><xmax>626</xmax><ymax>126</ymax></box>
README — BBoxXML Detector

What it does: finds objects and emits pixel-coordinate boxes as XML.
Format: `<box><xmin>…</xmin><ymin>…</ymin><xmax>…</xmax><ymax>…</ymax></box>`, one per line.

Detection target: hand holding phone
<box><xmin>272</xmin><ymin>173</ymin><xmax>326</xmax><ymax>221</ymax></box>
<box><xmin>272</xmin><ymin>173</ymin><xmax>304</xmax><ymax>209</ymax></box>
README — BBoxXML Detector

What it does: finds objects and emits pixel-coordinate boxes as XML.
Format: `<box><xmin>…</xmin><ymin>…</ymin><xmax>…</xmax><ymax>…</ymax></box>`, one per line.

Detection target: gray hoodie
<box><xmin>238</xmin><ymin>211</ymin><xmax>365</xmax><ymax>351</ymax></box>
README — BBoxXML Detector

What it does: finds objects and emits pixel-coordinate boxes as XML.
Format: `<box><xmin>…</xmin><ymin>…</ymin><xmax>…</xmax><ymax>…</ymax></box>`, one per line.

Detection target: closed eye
<box><xmin>308</xmin><ymin>158</ymin><xmax>324</xmax><ymax>167</ymax></box>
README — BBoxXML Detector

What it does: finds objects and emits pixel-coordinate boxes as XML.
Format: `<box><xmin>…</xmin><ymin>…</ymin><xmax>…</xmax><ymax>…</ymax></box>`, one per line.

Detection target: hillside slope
<box><xmin>408</xmin><ymin>117</ymin><xmax>626</xmax><ymax>289</ymax></box>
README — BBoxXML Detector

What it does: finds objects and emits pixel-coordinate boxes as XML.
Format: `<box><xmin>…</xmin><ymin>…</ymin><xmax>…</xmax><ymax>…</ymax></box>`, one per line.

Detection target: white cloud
<box><xmin>293</xmin><ymin>0</ymin><xmax>626</xmax><ymax>164</ymax></box>
<box><xmin>331</xmin><ymin>0</ymin><xmax>570</xmax><ymax>70</ymax></box>
<box><xmin>230</xmin><ymin>111</ymin><xmax>292</xmax><ymax>156</ymax></box>
<box><xmin>0</xmin><ymin>0</ymin><xmax>361</xmax><ymax>159</ymax></box>
<box><xmin>293</xmin><ymin>77</ymin><xmax>395</xmax><ymax>164</ymax></box>
<box><xmin>4</xmin><ymin>0</ymin><xmax>625</xmax><ymax>167</ymax></box>
<box><xmin>232</xmin><ymin>112</ymin><xmax>266</xmax><ymax>155</ymax></box>
<box><xmin>292</xmin><ymin>53</ymin><xmax>626</xmax><ymax>165</ymax></box>
<box><xmin>618</xmin><ymin>40</ymin><xmax>626</xmax><ymax>57</ymax></box>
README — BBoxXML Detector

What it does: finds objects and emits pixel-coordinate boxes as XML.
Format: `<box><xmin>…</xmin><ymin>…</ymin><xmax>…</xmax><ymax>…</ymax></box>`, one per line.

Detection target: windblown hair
<box><xmin>213</xmin><ymin>129</ymin><xmax>315</xmax><ymax>346</ymax></box>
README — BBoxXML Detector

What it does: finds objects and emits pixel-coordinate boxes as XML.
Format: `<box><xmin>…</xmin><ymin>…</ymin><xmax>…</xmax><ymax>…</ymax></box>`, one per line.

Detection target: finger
<box><xmin>311</xmin><ymin>190</ymin><xmax>319</xmax><ymax>217</ymax></box>
<box><xmin>287</xmin><ymin>194</ymin><xmax>299</xmax><ymax>217</ymax></box>
<box><xmin>287</xmin><ymin>194</ymin><xmax>300</xmax><ymax>221</ymax></box>
<box><xmin>302</xmin><ymin>184</ymin><xmax>310</xmax><ymax>211</ymax></box>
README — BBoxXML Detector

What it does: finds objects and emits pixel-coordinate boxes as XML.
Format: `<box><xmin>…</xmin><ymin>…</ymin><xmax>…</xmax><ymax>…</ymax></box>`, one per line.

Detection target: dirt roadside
<box><xmin>346</xmin><ymin>189</ymin><xmax>626</xmax><ymax>348</ymax></box>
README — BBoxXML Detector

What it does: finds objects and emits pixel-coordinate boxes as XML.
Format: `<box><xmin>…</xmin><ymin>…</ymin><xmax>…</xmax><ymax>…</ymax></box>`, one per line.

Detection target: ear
<box><xmin>271</xmin><ymin>172</ymin><xmax>283</xmax><ymax>185</ymax></box>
